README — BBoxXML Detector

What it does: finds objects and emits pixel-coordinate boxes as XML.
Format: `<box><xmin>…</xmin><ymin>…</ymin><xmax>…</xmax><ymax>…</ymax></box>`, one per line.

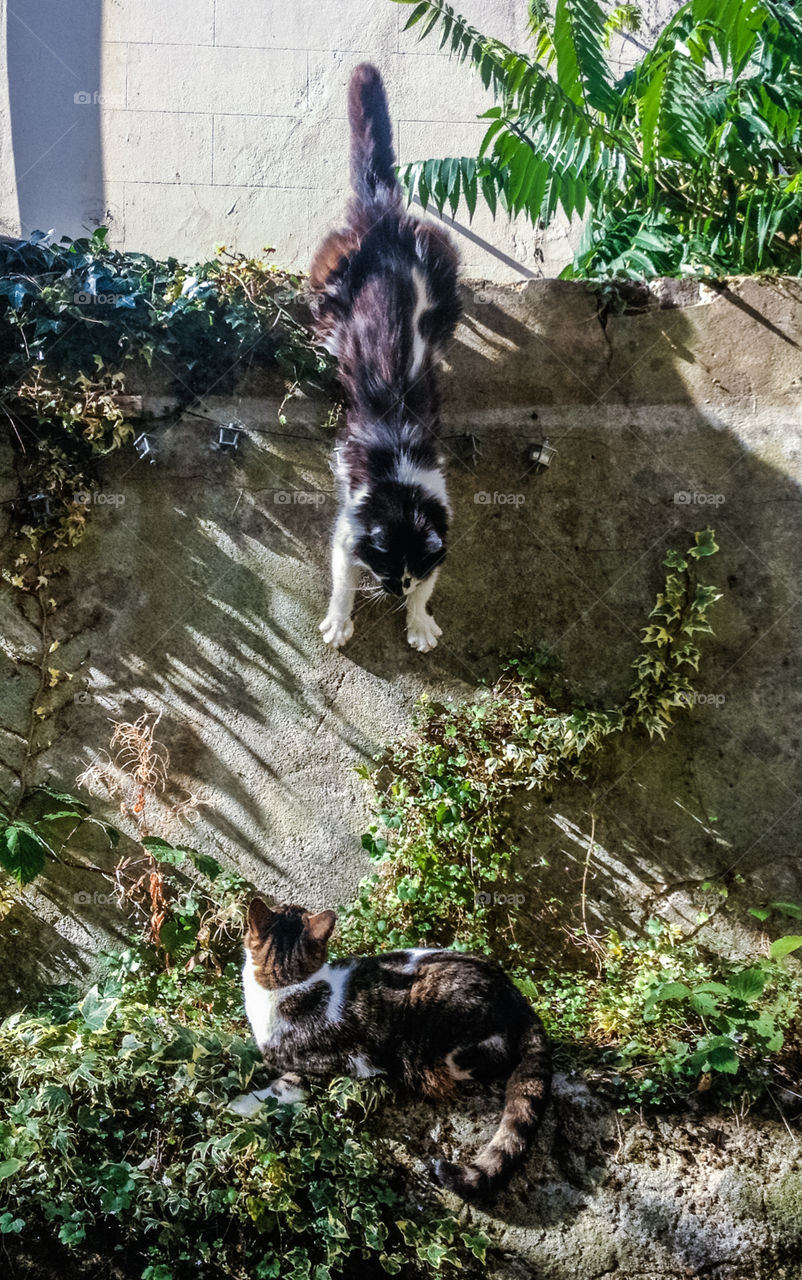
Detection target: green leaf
<box><xmin>0</xmin><ymin>824</ymin><xmax>48</xmax><ymax>885</ymax></box>
<box><xmin>689</xmin><ymin>528</ymin><xmax>719</xmax><ymax>559</ymax></box>
<box><xmin>727</xmin><ymin>967</ymin><xmax>766</xmax><ymax>1002</ymax></box>
<box><xmin>706</xmin><ymin>1043</ymin><xmax>740</xmax><ymax>1074</ymax></box>
<box><xmin>770</xmin><ymin>935</ymin><xmax>802</xmax><ymax>960</ymax></box>
<box><xmin>689</xmin><ymin>991</ymin><xmax>719</xmax><ymax>1017</ymax></box>
<box><xmin>772</xmin><ymin>901</ymin><xmax>802</xmax><ymax>920</ymax></box>
<box><xmin>654</xmin><ymin>981</ymin><xmax>692</xmax><ymax>1002</ymax></box>
<box><xmin>0</xmin><ymin>1159</ymin><xmax>22</xmax><ymax>1181</ymax></box>
<box><xmin>79</xmin><ymin>986</ymin><xmax>118</xmax><ymax>1031</ymax></box>
<box><xmin>187</xmin><ymin>849</ymin><xmax>222</xmax><ymax>880</ymax></box>
<box><xmin>141</xmin><ymin>836</ymin><xmax>186</xmax><ymax>865</ymax></box>
<box><xmin>553</xmin><ymin>0</ymin><xmax>617</xmax><ymax>114</ymax></box>
<box><xmin>663</xmin><ymin>549</ymin><xmax>688</xmax><ymax>570</ymax></box>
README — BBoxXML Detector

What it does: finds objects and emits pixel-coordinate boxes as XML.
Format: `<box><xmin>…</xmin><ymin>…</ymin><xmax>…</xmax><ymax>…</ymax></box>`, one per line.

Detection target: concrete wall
<box><xmin>2</xmin><ymin>275</ymin><xmax>802</xmax><ymax>1276</ymax></box>
<box><xmin>0</xmin><ymin>0</ymin><xmax>682</xmax><ymax>280</ymax></box>
<box><xmin>2</xmin><ymin>273</ymin><xmax>801</xmax><ymax>1001</ymax></box>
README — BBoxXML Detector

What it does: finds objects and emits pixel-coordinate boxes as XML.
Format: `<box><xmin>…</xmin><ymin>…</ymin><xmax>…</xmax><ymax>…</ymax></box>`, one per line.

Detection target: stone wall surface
<box><xmin>1</xmin><ymin>274</ymin><xmax>801</xmax><ymax>1276</ymax></box>
<box><xmin>2</xmin><ymin>273</ymin><xmax>802</xmax><ymax>992</ymax></box>
<box><xmin>0</xmin><ymin>0</ymin><xmax>683</xmax><ymax>279</ymax></box>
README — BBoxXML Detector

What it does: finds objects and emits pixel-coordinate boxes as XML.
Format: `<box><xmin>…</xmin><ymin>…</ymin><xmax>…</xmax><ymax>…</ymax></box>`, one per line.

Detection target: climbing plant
<box><xmin>338</xmin><ymin>530</ymin><xmax>722</xmax><ymax>958</ymax></box>
<box><xmin>393</xmin><ymin>0</ymin><xmax>802</xmax><ymax>277</ymax></box>
<box><xmin>337</xmin><ymin>529</ymin><xmax>802</xmax><ymax>1102</ymax></box>
<box><xmin>0</xmin><ymin>228</ymin><xmax>330</xmax><ymax>550</ymax></box>
<box><xmin>0</xmin><ymin>231</ymin><xmax>332</xmax><ymax>888</ymax></box>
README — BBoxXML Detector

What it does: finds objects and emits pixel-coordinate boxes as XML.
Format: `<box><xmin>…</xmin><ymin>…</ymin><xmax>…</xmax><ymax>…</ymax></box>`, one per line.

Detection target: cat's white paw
<box><xmin>320</xmin><ymin>614</ymin><xmax>354</xmax><ymax>648</ymax></box>
<box><xmin>270</xmin><ymin>1075</ymin><xmax>306</xmax><ymax>1105</ymax></box>
<box><xmin>407</xmin><ymin>614</ymin><xmax>442</xmax><ymax>653</ymax></box>
<box><xmin>228</xmin><ymin>1087</ymin><xmax>273</xmax><ymax>1117</ymax></box>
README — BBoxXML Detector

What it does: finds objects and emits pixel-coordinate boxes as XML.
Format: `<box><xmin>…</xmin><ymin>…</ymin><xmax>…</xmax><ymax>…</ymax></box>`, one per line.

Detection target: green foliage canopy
<box><xmin>394</xmin><ymin>0</ymin><xmax>802</xmax><ymax>277</ymax></box>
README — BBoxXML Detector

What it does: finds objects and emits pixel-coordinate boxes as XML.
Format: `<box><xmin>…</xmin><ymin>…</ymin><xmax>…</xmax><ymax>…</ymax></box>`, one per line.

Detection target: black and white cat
<box><xmin>309</xmin><ymin>63</ymin><xmax>461</xmax><ymax>653</ymax></box>
<box><xmin>237</xmin><ymin>899</ymin><xmax>551</xmax><ymax>1206</ymax></box>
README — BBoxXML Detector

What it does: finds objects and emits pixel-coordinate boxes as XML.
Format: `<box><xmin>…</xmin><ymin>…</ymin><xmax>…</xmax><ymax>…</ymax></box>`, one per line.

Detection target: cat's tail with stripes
<box><xmin>435</xmin><ymin>1018</ymin><xmax>552</xmax><ymax>1205</ymax></box>
<box><xmin>348</xmin><ymin>63</ymin><xmax>401</xmax><ymax>214</ymax></box>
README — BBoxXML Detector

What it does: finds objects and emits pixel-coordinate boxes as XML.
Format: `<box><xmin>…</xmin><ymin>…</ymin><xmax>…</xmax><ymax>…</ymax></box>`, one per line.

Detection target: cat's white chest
<box><xmin>242</xmin><ymin>952</ymin><xmax>351</xmax><ymax>1053</ymax></box>
<box><xmin>242</xmin><ymin>951</ymin><xmax>286</xmax><ymax>1051</ymax></box>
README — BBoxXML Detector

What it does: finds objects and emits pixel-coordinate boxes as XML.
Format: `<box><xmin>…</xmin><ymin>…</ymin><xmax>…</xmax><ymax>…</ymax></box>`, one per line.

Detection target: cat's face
<box><xmin>354</xmin><ymin>488</ymin><xmax>446</xmax><ymax>596</ymax></box>
<box><xmin>245</xmin><ymin>899</ymin><xmax>337</xmax><ymax>989</ymax></box>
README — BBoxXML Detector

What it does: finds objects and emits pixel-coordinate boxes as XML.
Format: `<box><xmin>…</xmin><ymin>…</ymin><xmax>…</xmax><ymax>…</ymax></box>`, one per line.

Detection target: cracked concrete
<box><xmin>381</xmin><ymin>1074</ymin><xmax>802</xmax><ymax>1280</ymax></box>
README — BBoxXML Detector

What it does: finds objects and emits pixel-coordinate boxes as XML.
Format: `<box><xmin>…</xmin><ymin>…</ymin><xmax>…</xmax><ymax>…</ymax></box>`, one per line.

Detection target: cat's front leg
<box><xmin>320</xmin><ymin>511</ymin><xmax>360</xmax><ymax>647</ymax></box>
<box><xmin>228</xmin><ymin>1072</ymin><xmax>307</xmax><ymax>1116</ymax></box>
<box><xmin>406</xmin><ymin>569</ymin><xmax>442</xmax><ymax>653</ymax></box>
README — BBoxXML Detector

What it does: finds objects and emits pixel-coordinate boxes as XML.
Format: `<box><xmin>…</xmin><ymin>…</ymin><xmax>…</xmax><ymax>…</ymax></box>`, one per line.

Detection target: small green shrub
<box><xmin>527</xmin><ymin>919</ymin><xmax>802</xmax><ymax>1105</ymax></box>
<box><xmin>338</xmin><ymin>532</ymin><xmax>721</xmax><ymax>959</ymax></box>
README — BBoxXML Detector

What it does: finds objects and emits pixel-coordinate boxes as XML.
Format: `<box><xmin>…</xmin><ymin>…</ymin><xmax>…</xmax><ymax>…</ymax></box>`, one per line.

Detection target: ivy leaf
<box><xmin>689</xmin><ymin>528</ymin><xmax>719</xmax><ymax>558</ymax></box>
<box><xmin>0</xmin><ymin>1159</ymin><xmax>22</xmax><ymax>1181</ymax></box>
<box><xmin>663</xmin><ymin>549</ymin><xmax>688</xmax><ymax>570</ymax></box>
<box><xmin>79</xmin><ymin>986</ymin><xmax>118</xmax><ymax>1031</ymax></box>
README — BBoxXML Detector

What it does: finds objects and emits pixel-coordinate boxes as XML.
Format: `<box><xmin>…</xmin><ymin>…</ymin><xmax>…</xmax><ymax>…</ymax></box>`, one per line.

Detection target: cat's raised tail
<box><xmin>348</xmin><ymin>63</ymin><xmax>401</xmax><ymax>214</ymax></box>
<box><xmin>435</xmin><ymin>1019</ymin><xmax>552</xmax><ymax>1204</ymax></box>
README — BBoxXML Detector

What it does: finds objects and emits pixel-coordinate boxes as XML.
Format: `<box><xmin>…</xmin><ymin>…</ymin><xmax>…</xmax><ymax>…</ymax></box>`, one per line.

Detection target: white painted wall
<box><xmin>0</xmin><ymin>1</ymin><xmax>681</xmax><ymax>280</ymax></box>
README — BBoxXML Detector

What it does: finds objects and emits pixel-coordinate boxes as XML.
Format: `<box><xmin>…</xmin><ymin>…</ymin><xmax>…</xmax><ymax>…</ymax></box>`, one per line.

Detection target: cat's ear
<box><xmin>425</xmin><ymin>528</ymin><xmax>444</xmax><ymax>554</ymax></box>
<box><xmin>370</xmin><ymin>525</ymin><xmax>388</xmax><ymax>552</ymax></box>
<box><xmin>306</xmin><ymin>909</ymin><xmax>337</xmax><ymax>943</ymax></box>
<box><xmin>248</xmin><ymin>897</ymin><xmax>275</xmax><ymax>937</ymax></box>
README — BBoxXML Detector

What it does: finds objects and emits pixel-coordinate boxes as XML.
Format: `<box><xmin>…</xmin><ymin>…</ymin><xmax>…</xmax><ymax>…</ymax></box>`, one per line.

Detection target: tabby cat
<box><xmin>310</xmin><ymin>63</ymin><xmax>461</xmax><ymax>653</ymax></box>
<box><xmin>239</xmin><ymin>899</ymin><xmax>551</xmax><ymax>1205</ymax></box>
